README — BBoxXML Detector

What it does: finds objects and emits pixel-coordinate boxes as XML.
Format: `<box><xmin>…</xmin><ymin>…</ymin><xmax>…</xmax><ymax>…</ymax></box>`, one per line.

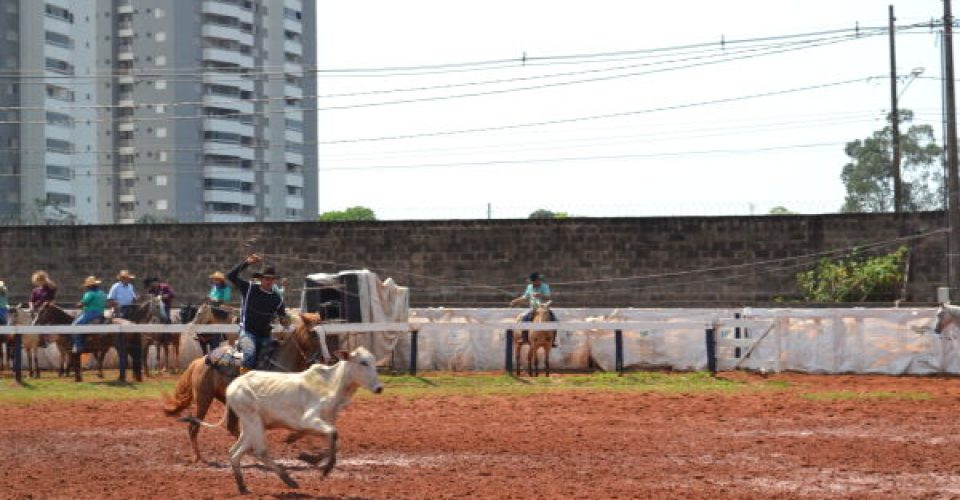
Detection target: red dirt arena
<box><xmin>3</xmin><ymin>373</ymin><xmax>960</xmax><ymax>499</ymax></box>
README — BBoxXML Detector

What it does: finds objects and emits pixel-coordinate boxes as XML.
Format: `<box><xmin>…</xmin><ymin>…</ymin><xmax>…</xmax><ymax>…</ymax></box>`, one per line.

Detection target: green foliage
<box><xmin>529</xmin><ymin>209</ymin><xmax>569</xmax><ymax>219</ymax></box>
<box><xmin>317</xmin><ymin>206</ymin><xmax>377</xmax><ymax>221</ymax></box>
<box><xmin>768</xmin><ymin>206</ymin><xmax>796</xmax><ymax>215</ymax></box>
<box><xmin>841</xmin><ymin>109</ymin><xmax>944</xmax><ymax>212</ymax></box>
<box><xmin>795</xmin><ymin>246</ymin><xmax>908</xmax><ymax>302</ymax></box>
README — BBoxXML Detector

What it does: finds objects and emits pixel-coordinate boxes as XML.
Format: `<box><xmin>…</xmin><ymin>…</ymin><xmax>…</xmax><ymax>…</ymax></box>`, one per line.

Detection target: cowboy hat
<box><xmin>252</xmin><ymin>266</ymin><xmax>279</xmax><ymax>279</ymax></box>
<box><xmin>117</xmin><ymin>269</ymin><xmax>136</xmax><ymax>280</ymax></box>
<box><xmin>82</xmin><ymin>276</ymin><xmax>102</xmax><ymax>287</ymax></box>
<box><xmin>209</xmin><ymin>271</ymin><xmax>226</xmax><ymax>280</ymax></box>
<box><xmin>529</xmin><ymin>272</ymin><xmax>542</xmax><ymax>282</ymax></box>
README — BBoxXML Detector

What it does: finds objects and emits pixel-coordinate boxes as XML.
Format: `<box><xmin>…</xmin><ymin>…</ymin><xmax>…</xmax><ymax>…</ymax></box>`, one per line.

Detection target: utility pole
<box><xmin>889</xmin><ymin>6</ymin><xmax>904</xmax><ymax>224</ymax></box>
<box><xmin>945</xmin><ymin>0</ymin><xmax>960</xmax><ymax>294</ymax></box>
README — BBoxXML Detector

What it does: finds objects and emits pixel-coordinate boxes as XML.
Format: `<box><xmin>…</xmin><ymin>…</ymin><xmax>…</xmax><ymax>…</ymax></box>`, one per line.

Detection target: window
<box><xmin>46</xmin><ymin>85</ymin><xmax>75</xmax><ymax>101</ymax></box>
<box><xmin>155</xmin><ymin>55</ymin><xmax>166</xmax><ymax>66</ymax></box>
<box><xmin>155</xmin><ymin>175</ymin><xmax>167</xmax><ymax>186</ymax></box>
<box><xmin>45</xmin><ymin>58</ymin><xmax>74</xmax><ymax>75</ymax></box>
<box><xmin>204</xmin><ymin>178</ymin><xmax>253</xmax><ymax>192</ymax></box>
<box><xmin>46</xmin><ymin>192</ymin><xmax>75</xmax><ymax>207</ymax></box>
<box><xmin>156</xmin><ymin>127</ymin><xmax>167</xmax><ymax>138</ymax></box>
<box><xmin>154</xmin><ymin>8</ymin><xmax>165</xmax><ymax>18</ymax></box>
<box><xmin>283</xmin><ymin>8</ymin><xmax>302</xmax><ymax>21</ymax></box>
<box><xmin>155</xmin><ymin>32</ymin><xmax>166</xmax><ymax>42</ymax></box>
<box><xmin>45</xmin><ymin>138</ymin><xmax>73</xmax><ymax>154</ymax></box>
<box><xmin>46</xmin><ymin>111</ymin><xmax>74</xmax><ymax>128</ymax></box>
<box><xmin>44</xmin><ymin>4</ymin><xmax>74</xmax><ymax>23</ymax></box>
<box><xmin>156</xmin><ymin>199</ymin><xmax>168</xmax><ymax>210</ymax></box>
<box><xmin>44</xmin><ymin>31</ymin><xmax>73</xmax><ymax>48</ymax></box>
<box><xmin>46</xmin><ymin>165</ymin><xmax>73</xmax><ymax>180</ymax></box>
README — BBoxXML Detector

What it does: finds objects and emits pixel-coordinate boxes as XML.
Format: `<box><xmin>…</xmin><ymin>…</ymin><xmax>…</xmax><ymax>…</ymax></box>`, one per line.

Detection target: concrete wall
<box><xmin>0</xmin><ymin>212</ymin><xmax>949</xmax><ymax>307</ymax></box>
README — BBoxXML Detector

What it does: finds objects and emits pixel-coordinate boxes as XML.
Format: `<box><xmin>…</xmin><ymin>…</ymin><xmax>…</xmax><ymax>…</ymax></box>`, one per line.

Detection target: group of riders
<box><xmin>0</xmin><ymin>256</ymin><xmax>558</xmax><ymax>372</ymax></box>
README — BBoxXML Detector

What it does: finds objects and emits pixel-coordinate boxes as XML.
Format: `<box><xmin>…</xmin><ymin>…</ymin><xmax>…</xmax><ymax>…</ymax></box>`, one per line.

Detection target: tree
<box><xmin>841</xmin><ymin>110</ymin><xmax>943</xmax><ymax>213</ymax></box>
<box><xmin>317</xmin><ymin>206</ymin><xmax>377</xmax><ymax>221</ymax></box>
<box><xmin>795</xmin><ymin>246</ymin><xmax>907</xmax><ymax>302</ymax></box>
<box><xmin>768</xmin><ymin>206</ymin><xmax>796</xmax><ymax>215</ymax></box>
<box><xmin>528</xmin><ymin>209</ymin><xmax>569</xmax><ymax>219</ymax></box>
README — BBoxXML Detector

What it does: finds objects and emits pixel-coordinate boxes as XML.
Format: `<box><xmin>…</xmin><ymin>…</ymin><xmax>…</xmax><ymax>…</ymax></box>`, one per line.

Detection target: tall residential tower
<box><xmin>0</xmin><ymin>0</ymin><xmax>318</xmax><ymax>224</ymax></box>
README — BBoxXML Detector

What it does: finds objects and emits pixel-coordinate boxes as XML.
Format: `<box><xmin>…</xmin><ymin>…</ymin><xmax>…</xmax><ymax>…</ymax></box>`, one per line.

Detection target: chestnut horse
<box><xmin>34</xmin><ymin>303</ymin><xmax>115</xmax><ymax>378</ymax></box>
<box><xmin>514</xmin><ymin>301</ymin><xmax>556</xmax><ymax>377</ymax></box>
<box><xmin>163</xmin><ymin>312</ymin><xmax>326</xmax><ymax>463</ymax></box>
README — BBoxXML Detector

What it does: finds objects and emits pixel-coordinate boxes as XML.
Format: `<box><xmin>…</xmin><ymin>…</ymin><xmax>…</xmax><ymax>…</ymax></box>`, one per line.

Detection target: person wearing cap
<box><xmin>108</xmin><ymin>270</ymin><xmax>138</xmax><ymax>319</ymax></box>
<box><xmin>227</xmin><ymin>253</ymin><xmax>288</xmax><ymax>373</ymax></box>
<box><xmin>71</xmin><ymin>276</ymin><xmax>109</xmax><ymax>352</ymax></box>
<box><xmin>143</xmin><ymin>276</ymin><xmax>175</xmax><ymax>323</ymax></box>
<box><xmin>510</xmin><ymin>272</ymin><xmax>559</xmax><ymax>345</ymax></box>
<box><xmin>207</xmin><ymin>271</ymin><xmax>232</xmax><ymax>306</ymax></box>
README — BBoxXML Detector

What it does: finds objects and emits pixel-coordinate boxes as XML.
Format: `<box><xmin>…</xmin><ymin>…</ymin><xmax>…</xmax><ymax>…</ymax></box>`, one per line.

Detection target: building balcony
<box><xmin>118</xmin><ymin>51</ymin><xmax>134</xmax><ymax>62</ymax></box>
<box><xmin>203</xmin><ymin>48</ymin><xmax>254</xmax><ymax>68</ymax></box>
<box><xmin>285</xmin><ymin>196</ymin><xmax>304</xmax><ymax>210</ymax></box>
<box><xmin>284</xmin><ymin>18</ymin><xmax>302</xmax><ymax>34</ymax></box>
<box><xmin>204</xmin><ymin>190</ymin><xmax>255</xmax><ymax>205</ymax></box>
<box><xmin>205</xmin><ymin>213</ymin><xmax>255</xmax><ymax>223</ymax></box>
<box><xmin>284</xmin><ymin>85</ymin><xmax>302</xmax><ymax>98</ymax></box>
<box><xmin>285</xmin><ymin>150</ymin><xmax>303</xmax><ymax>164</ymax></box>
<box><xmin>203</xmin><ymin>71</ymin><xmax>255</xmax><ymax>92</ymax></box>
<box><xmin>204</xmin><ymin>117</ymin><xmax>254</xmax><ymax>137</ymax></box>
<box><xmin>202</xmin><ymin>24</ymin><xmax>254</xmax><ymax>47</ymax></box>
<box><xmin>117</xmin><ymin>121</ymin><xmax>135</xmax><ymax>132</ymax></box>
<box><xmin>285</xmin><ymin>173</ymin><xmax>304</xmax><ymax>188</ymax></box>
<box><xmin>118</xmin><ymin>194</ymin><xmax>136</xmax><ymax>203</ymax></box>
<box><xmin>117</xmin><ymin>74</ymin><xmax>135</xmax><ymax>85</ymax></box>
<box><xmin>201</xmin><ymin>1</ymin><xmax>254</xmax><ymax>24</ymax></box>
<box><xmin>203</xmin><ymin>94</ymin><xmax>253</xmax><ymax>114</ymax></box>
<box><xmin>118</xmin><ymin>27</ymin><xmax>134</xmax><ymax>38</ymax></box>
<box><xmin>119</xmin><ymin>169</ymin><xmax>137</xmax><ymax>180</ymax></box>
<box><xmin>205</xmin><ymin>165</ymin><xmax>255</xmax><ymax>182</ymax></box>
<box><xmin>284</xmin><ymin>62</ymin><xmax>303</xmax><ymax>76</ymax></box>
<box><xmin>284</xmin><ymin>39</ymin><xmax>302</xmax><ymax>56</ymax></box>
<box><xmin>204</xmin><ymin>142</ymin><xmax>255</xmax><ymax>160</ymax></box>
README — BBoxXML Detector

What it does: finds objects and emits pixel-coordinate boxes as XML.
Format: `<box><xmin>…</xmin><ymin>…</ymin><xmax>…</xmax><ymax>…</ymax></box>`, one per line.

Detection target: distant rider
<box><xmin>510</xmin><ymin>272</ymin><xmax>559</xmax><ymax>346</ymax></box>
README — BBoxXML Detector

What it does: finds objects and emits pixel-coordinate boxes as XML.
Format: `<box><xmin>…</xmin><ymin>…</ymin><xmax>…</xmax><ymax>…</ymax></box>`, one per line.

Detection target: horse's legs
<box><xmin>95</xmin><ymin>349</ymin><xmax>107</xmax><ymax>378</ymax></box>
<box><xmin>190</xmin><ymin>391</ymin><xmax>215</xmax><ymax>463</ymax></box>
<box><xmin>515</xmin><ymin>341</ymin><xmax>523</xmax><ymax>376</ymax></box>
<box><xmin>544</xmin><ymin>346</ymin><xmax>551</xmax><ymax>377</ymax></box>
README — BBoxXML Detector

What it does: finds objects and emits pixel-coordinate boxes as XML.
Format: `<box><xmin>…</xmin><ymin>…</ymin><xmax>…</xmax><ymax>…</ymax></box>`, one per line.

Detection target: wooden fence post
<box><xmin>409</xmin><ymin>329</ymin><xmax>419</xmax><ymax>376</ymax></box>
<box><xmin>505</xmin><ymin>329</ymin><xmax>514</xmax><ymax>374</ymax></box>
<box><xmin>13</xmin><ymin>333</ymin><xmax>22</xmax><ymax>383</ymax></box>
<box><xmin>705</xmin><ymin>327</ymin><xmax>717</xmax><ymax>377</ymax></box>
<box><xmin>615</xmin><ymin>329</ymin><xmax>624</xmax><ymax>376</ymax></box>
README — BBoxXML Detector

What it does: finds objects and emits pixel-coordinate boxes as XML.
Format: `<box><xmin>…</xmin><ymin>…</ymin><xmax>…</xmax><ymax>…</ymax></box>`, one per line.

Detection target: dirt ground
<box><xmin>3</xmin><ymin>373</ymin><xmax>960</xmax><ymax>499</ymax></box>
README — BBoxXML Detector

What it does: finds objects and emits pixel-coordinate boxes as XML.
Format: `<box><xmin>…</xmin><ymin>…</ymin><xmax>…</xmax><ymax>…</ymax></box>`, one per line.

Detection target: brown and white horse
<box><xmin>514</xmin><ymin>301</ymin><xmax>556</xmax><ymax>377</ymax></box>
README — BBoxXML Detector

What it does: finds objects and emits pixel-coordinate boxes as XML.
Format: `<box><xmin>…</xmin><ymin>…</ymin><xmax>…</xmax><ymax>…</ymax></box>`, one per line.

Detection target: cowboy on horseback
<box><xmin>510</xmin><ymin>272</ymin><xmax>559</xmax><ymax>347</ymax></box>
<box><xmin>228</xmin><ymin>254</ymin><xmax>288</xmax><ymax>374</ymax></box>
<box><xmin>71</xmin><ymin>276</ymin><xmax>108</xmax><ymax>352</ymax></box>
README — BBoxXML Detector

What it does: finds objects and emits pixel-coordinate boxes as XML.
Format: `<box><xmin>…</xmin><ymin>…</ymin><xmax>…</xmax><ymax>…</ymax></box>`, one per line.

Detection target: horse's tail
<box><xmin>162</xmin><ymin>357</ymin><xmax>200</xmax><ymax>416</ymax></box>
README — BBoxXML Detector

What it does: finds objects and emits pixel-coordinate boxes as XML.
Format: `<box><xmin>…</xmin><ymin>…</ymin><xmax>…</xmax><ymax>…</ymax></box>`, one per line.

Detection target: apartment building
<box><xmin>0</xmin><ymin>0</ymin><xmax>318</xmax><ymax>224</ymax></box>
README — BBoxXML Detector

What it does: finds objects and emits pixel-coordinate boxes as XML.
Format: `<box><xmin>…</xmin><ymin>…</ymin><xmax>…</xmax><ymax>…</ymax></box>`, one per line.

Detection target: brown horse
<box><xmin>33</xmin><ymin>303</ymin><xmax>116</xmax><ymax>378</ymax></box>
<box><xmin>1</xmin><ymin>307</ymin><xmax>41</xmax><ymax>378</ymax></box>
<box><xmin>126</xmin><ymin>296</ymin><xmax>179</xmax><ymax>376</ymax></box>
<box><xmin>514</xmin><ymin>301</ymin><xmax>555</xmax><ymax>377</ymax></box>
<box><xmin>163</xmin><ymin>312</ymin><xmax>326</xmax><ymax>463</ymax></box>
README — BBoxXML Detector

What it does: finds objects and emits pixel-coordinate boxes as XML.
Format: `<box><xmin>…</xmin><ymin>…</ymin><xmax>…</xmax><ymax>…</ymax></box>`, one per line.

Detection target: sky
<box><xmin>314</xmin><ymin>1</ymin><xmax>950</xmax><ymax>220</ymax></box>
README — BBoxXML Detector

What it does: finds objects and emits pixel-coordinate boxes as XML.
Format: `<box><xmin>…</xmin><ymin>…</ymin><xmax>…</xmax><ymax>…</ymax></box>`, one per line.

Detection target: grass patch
<box><xmin>0</xmin><ymin>372</ymin><xmax>175</xmax><ymax>405</ymax></box>
<box><xmin>0</xmin><ymin>371</ymin><xmax>749</xmax><ymax>404</ymax></box>
<box><xmin>799</xmin><ymin>390</ymin><xmax>932</xmax><ymax>402</ymax></box>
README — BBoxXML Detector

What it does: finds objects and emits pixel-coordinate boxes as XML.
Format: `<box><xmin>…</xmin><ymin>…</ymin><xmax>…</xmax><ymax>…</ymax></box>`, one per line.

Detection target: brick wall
<box><xmin>0</xmin><ymin>212</ymin><xmax>948</xmax><ymax>308</ymax></box>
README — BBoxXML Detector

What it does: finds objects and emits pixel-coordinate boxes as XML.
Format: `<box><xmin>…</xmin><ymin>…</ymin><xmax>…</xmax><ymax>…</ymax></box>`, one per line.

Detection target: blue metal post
<box><xmin>409</xmin><ymin>330</ymin><xmax>419</xmax><ymax>376</ymax></box>
<box><xmin>615</xmin><ymin>329</ymin><xmax>624</xmax><ymax>376</ymax></box>
<box><xmin>505</xmin><ymin>329</ymin><xmax>514</xmax><ymax>374</ymax></box>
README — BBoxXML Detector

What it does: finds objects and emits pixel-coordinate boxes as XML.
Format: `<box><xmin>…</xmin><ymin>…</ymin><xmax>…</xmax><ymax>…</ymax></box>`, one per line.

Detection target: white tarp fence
<box><xmin>3</xmin><ymin>307</ymin><xmax>955</xmax><ymax>375</ymax></box>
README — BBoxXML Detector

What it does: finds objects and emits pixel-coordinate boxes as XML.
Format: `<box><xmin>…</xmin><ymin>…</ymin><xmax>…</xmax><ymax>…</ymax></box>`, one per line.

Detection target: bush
<box><xmin>795</xmin><ymin>246</ymin><xmax>907</xmax><ymax>302</ymax></box>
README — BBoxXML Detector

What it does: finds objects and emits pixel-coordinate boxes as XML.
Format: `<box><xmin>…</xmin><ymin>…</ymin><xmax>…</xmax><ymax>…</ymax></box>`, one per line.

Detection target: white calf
<box><xmin>190</xmin><ymin>346</ymin><xmax>383</xmax><ymax>493</ymax></box>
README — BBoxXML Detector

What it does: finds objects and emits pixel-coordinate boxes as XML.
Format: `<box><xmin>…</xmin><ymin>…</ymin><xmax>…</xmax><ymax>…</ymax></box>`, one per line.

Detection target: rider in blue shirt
<box><xmin>510</xmin><ymin>272</ymin><xmax>559</xmax><ymax>346</ymax></box>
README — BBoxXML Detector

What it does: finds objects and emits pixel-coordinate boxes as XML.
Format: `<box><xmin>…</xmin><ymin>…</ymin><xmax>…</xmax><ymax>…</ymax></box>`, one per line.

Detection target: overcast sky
<box><xmin>314</xmin><ymin>1</ymin><xmax>948</xmax><ymax>220</ymax></box>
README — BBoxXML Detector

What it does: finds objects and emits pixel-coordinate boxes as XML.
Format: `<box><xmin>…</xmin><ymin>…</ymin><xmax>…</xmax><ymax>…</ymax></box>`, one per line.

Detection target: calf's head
<box><xmin>337</xmin><ymin>346</ymin><xmax>384</xmax><ymax>394</ymax></box>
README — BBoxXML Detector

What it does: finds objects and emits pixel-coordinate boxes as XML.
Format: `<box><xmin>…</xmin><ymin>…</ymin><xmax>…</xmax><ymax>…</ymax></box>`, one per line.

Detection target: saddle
<box><xmin>205</xmin><ymin>339</ymin><xmax>279</xmax><ymax>378</ymax></box>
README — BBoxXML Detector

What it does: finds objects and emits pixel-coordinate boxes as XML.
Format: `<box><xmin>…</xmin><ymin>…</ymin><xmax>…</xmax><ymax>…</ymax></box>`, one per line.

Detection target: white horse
<box><xmin>934</xmin><ymin>303</ymin><xmax>960</xmax><ymax>334</ymax></box>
